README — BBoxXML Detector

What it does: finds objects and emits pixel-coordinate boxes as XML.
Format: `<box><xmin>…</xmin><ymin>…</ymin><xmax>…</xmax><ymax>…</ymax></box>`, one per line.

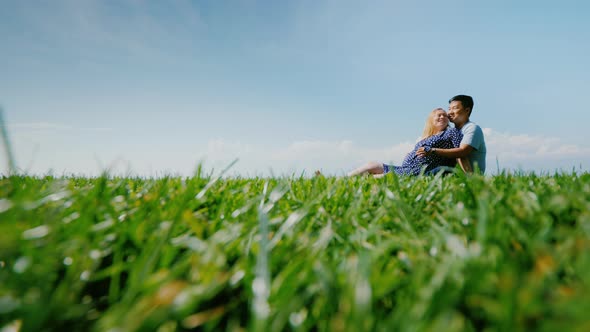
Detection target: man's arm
<box><xmin>416</xmin><ymin>144</ymin><xmax>474</xmax><ymax>158</ymax></box>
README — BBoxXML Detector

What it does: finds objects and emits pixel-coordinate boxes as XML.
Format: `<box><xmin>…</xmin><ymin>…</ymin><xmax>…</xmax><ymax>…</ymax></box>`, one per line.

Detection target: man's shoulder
<box><xmin>461</xmin><ymin>121</ymin><xmax>482</xmax><ymax>133</ymax></box>
<box><xmin>460</xmin><ymin>120</ymin><xmax>487</xmax><ymax>152</ymax></box>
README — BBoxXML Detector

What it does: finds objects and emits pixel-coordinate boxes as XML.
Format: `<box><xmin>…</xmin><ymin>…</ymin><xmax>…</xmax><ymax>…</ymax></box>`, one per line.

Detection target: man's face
<box><xmin>448</xmin><ymin>100</ymin><xmax>469</xmax><ymax>124</ymax></box>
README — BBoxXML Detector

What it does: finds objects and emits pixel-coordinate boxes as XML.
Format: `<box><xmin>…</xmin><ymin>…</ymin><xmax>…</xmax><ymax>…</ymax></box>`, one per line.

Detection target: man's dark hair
<box><xmin>449</xmin><ymin>95</ymin><xmax>474</xmax><ymax>115</ymax></box>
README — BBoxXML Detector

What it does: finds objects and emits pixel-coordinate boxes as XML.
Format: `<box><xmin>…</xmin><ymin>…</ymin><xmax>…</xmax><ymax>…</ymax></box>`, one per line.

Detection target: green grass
<box><xmin>1</xmin><ymin>171</ymin><xmax>590</xmax><ymax>331</ymax></box>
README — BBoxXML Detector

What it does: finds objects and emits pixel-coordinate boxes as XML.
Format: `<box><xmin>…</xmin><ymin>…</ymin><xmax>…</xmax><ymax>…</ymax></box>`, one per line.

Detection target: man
<box><xmin>416</xmin><ymin>95</ymin><xmax>487</xmax><ymax>173</ymax></box>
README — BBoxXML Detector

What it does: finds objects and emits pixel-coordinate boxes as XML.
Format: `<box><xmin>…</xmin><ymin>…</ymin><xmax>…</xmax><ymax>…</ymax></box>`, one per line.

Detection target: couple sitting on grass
<box><xmin>349</xmin><ymin>95</ymin><xmax>487</xmax><ymax>177</ymax></box>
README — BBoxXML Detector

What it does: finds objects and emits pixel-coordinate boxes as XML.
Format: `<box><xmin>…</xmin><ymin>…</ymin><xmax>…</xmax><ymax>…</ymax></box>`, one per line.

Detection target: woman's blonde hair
<box><xmin>421</xmin><ymin>108</ymin><xmax>447</xmax><ymax>139</ymax></box>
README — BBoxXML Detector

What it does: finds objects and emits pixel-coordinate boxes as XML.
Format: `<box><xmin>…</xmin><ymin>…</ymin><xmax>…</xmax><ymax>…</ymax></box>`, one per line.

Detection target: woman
<box><xmin>348</xmin><ymin>108</ymin><xmax>463</xmax><ymax>177</ymax></box>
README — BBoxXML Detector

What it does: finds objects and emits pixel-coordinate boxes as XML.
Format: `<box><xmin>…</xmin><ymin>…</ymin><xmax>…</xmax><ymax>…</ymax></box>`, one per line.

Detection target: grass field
<box><xmin>1</xmin><ymin>170</ymin><xmax>590</xmax><ymax>331</ymax></box>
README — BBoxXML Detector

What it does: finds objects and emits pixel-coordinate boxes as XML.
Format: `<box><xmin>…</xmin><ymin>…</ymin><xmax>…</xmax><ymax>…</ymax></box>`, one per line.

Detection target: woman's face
<box><xmin>432</xmin><ymin>110</ymin><xmax>449</xmax><ymax>130</ymax></box>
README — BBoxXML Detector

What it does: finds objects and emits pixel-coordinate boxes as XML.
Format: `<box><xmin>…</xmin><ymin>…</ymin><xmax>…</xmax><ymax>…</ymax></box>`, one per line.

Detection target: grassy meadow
<box><xmin>1</xmin><ymin>170</ymin><xmax>590</xmax><ymax>331</ymax></box>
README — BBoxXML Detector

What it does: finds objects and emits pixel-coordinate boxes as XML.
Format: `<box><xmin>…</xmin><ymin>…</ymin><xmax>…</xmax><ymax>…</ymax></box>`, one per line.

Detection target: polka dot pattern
<box><xmin>384</xmin><ymin>128</ymin><xmax>463</xmax><ymax>176</ymax></box>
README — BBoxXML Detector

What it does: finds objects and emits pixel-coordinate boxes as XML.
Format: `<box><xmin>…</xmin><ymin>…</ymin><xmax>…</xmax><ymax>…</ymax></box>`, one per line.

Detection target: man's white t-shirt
<box><xmin>461</xmin><ymin>121</ymin><xmax>487</xmax><ymax>173</ymax></box>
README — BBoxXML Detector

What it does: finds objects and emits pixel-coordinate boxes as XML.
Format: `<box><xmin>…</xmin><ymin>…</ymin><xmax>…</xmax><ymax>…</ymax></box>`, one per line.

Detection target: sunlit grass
<box><xmin>1</xmin><ymin>171</ymin><xmax>590</xmax><ymax>331</ymax></box>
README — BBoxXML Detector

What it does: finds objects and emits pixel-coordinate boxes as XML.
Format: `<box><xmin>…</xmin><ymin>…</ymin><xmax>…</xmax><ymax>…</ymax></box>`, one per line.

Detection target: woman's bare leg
<box><xmin>348</xmin><ymin>161</ymin><xmax>384</xmax><ymax>177</ymax></box>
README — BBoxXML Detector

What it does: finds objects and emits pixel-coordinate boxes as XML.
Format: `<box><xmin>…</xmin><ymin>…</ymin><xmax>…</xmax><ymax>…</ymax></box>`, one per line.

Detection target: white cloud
<box><xmin>4</xmin><ymin>127</ymin><xmax>589</xmax><ymax>177</ymax></box>
<box><xmin>206</xmin><ymin>139</ymin><xmax>255</xmax><ymax>157</ymax></box>
<box><xmin>269</xmin><ymin>140</ymin><xmax>413</xmax><ymax>175</ymax></box>
<box><xmin>483</xmin><ymin>128</ymin><xmax>590</xmax><ymax>172</ymax></box>
<box><xmin>194</xmin><ymin>139</ymin><xmax>420</xmax><ymax>177</ymax></box>
<box><xmin>196</xmin><ymin>129</ymin><xmax>590</xmax><ymax>176</ymax></box>
<box><xmin>8</xmin><ymin>122</ymin><xmax>112</xmax><ymax>132</ymax></box>
<box><xmin>9</xmin><ymin>123</ymin><xmax>73</xmax><ymax>131</ymax></box>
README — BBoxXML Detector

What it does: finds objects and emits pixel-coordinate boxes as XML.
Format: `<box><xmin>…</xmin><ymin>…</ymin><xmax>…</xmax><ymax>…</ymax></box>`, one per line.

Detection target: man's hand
<box><xmin>416</xmin><ymin>147</ymin><xmax>431</xmax><ymax>157</ymax></box>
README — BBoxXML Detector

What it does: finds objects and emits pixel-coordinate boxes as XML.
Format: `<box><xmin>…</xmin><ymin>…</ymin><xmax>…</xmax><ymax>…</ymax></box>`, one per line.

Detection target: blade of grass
<box><xmin>0</xmin><ymin>106</ymin><xmax>17</xmax><ymax>175</ymax></box>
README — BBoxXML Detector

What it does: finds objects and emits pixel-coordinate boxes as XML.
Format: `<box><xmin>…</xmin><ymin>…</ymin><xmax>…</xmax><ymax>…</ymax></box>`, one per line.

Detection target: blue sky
<box><xmin>1</xmin><ymin>0</ymin><xmax>589</xmax><ymax>176</ymax></box>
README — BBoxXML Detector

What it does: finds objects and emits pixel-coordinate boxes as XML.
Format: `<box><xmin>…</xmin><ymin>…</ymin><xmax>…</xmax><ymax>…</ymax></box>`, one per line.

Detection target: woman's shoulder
<box><xmin>447</xmin><ymin>126</ymin><xmax>463</xmax><ymax>135</ymax></box>
<box><xmin>437</xmin><ymin>127</ymin><xmax>462</xmax><ymax>138</ymax></box>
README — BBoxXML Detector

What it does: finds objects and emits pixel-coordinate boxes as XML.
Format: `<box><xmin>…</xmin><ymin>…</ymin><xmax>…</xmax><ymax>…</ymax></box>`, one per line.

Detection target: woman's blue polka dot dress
<box><xmin>384</xmin><ymin>128</ymin><xmax>463</xmax><ymax>176</ymax></box>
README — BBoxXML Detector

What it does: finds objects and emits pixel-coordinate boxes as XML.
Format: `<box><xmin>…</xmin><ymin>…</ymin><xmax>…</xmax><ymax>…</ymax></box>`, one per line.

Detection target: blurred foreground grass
<box><xmin>1</xmin><ymin>171</ymin><xmax>590</xmax><ymax>331</ymax></box>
